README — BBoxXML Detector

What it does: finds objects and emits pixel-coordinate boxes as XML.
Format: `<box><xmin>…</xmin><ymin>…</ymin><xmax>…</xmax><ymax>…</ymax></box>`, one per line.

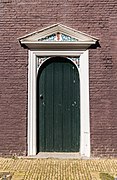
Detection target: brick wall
<box><xmin>0</xmin><ymin>0</ymin><xmax>116</xmax><ymax>156</ymax></box>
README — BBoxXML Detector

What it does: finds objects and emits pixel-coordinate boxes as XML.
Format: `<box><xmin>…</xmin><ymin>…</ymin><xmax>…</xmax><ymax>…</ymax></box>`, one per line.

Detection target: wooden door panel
<box><xmin>38</xmin><ymin>57</ymin><xmax>80</xmax><ymax>152</ymax></box>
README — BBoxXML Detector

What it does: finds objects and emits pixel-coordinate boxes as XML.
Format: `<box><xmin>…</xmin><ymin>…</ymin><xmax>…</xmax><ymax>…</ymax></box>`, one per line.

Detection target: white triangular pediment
<box><xmin>19</xmin><ymin>24</ymin><xmax>99</xmax><ymax>49</ymax></box>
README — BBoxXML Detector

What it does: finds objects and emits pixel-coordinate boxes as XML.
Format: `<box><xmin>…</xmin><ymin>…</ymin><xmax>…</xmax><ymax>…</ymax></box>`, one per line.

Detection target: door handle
<box><xmin>40</xmin><ymin>94</ymin><xmax>43</xmax><ymax>100</ymax></box>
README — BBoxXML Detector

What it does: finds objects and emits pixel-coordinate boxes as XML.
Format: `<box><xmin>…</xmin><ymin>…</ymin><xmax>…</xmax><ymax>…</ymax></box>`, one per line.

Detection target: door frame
<box><xmin>28</xmin><ymin>50</ymin><xmax>90</xmax><ymax>157</ymax></box>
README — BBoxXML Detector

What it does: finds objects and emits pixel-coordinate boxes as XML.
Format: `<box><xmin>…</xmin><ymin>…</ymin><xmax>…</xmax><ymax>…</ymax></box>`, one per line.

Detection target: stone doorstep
<box><xmin>28</xmin><ymin>152</ymin><xmax>91</xmax><ymax>159</ymax></box>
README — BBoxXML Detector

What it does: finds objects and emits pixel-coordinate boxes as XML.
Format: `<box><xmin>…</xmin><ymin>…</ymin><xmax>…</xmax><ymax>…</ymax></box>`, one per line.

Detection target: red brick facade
<box><xmin>0</xmin><ymin>0</ymin><xmax>117</xmax><ymax>156</ymax></box>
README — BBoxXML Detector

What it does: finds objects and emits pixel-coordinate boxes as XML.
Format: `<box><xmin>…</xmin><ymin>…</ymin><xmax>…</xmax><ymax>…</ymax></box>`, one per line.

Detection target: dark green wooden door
<box><xmin>38</xmin><ymin>57</ymin><xmax>80</xmax><ymax>152</ymax></box>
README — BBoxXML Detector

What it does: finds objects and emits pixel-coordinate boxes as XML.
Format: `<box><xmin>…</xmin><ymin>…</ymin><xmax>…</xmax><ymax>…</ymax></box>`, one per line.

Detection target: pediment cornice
<box><xmin>19</xmin><ymin>23</ymin><xmax>99</xmax><ymax>49</ymax></box>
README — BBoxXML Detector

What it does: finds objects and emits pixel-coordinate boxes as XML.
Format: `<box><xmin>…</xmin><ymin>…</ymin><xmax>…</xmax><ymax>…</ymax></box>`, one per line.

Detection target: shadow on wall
<box><xmin>89</xmin><ymin>41</ymin><xmax>101</xmax><ymax>49</ymax></box>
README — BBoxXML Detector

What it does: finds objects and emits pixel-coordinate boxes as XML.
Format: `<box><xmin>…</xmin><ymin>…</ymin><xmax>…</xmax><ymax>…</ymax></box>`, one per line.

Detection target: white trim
<box><xmin>19</xmin><ymin>23</ymin><xmax>99</xmax><ymax>42</ymax></box>
<box><xmin>28</xmin><ymin>51</ymin><xmax>37</xmax><ymax>156</ymax></box>
<box><xmin>80</xmin><ymin>50</ymin><xmax>90</xmax><ymax>157</ymax></box>
<box><xmin>33</xmin><ymin>51</ymin><xmax>84</xmax><ymax>56</ymax></box>
<box><xmin>21</xmin><ymin>42</ymin><xmax>94</xmax><ymax>50</ymax></box>
<box><xmin>21</xmin><ymin>41</ymin><xmax>96</xmax><ymax>44</ymax></box>
<box><xmin>28</xmin><ymin>50</ymin><xmax>90</xmax><ymax>157</ymax></box>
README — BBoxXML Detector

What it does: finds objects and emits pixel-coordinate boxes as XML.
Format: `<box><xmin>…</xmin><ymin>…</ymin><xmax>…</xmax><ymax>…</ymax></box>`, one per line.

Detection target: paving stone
<box><xmin>0</xmin><ymin>158</ymin><xmax>117</xmax><ymax>179</ymax></box>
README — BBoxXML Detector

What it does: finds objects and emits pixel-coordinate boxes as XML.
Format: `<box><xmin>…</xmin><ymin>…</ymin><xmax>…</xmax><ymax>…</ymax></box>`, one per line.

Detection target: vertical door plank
<box><xmin>53</xmin><ymin>62</ymin><xmax>63</xmax><ymax>151</ymax></box>
<box><xmin>71</xmin><ymin>65</ymin><xmax>80</xmax><ymax>151</ymax></box>
<box><xmin>44</xmin><ymin>63</ymin><xmax>54</xmax><ymax>151</ymax></box>
<box><xmin>62</xmin><ymin>62</ymin><xmax>71</xmax><ymax>151</ymax></box>
<box><xmin>39</xmin><ymin>69</ymin><xmax>45</xmax><ymax>151</ymax></box>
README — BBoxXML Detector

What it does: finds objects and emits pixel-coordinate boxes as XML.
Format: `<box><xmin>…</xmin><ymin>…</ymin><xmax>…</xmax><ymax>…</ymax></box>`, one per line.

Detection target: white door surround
<box><xmin>19</xmin><ymin>24</ymin><xmax>98</xmax><ymax>157</ymax></box>
<box><xmin>28</xmin><ymin>50</ymin><xmax>90</xmax><ymax>157</ymax></box>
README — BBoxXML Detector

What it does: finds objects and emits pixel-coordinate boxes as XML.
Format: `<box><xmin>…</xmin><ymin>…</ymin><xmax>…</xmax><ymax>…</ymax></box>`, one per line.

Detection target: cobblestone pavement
<box><xmin>0</xmin><ymin>157</ymin><xmax>117</xmax><ymax>179</ymax></box>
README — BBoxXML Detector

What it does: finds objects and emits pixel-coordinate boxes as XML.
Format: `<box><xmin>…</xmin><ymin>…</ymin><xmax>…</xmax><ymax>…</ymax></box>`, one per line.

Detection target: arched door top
<box><xmin>37</xmin><ymin>56</ymin><xmax>80</xmax><ymax>71</ymax></box>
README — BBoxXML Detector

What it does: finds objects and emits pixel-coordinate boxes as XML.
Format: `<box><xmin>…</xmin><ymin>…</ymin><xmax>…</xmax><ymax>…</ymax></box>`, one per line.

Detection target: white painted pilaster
<box><xmin>28</xmin><ymin>51</ymin><xmax>37</xmax><ymax>156</ymax></box>
<box><xmin>80</xmin><ymin>50</ymin><xmax>90</xmax><ymax>157</ymax></box>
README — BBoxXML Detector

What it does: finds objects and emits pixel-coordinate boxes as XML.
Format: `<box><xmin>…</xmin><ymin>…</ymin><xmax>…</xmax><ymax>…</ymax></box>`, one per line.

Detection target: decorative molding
<box><xmin>18</xmin><ymin>24</ymin><xmax>98</xmax><ymax>49</ymax></box>
<box><xmin>38</xmin><ymin>34</ymin><xmax>56</xmax><ymax>41</ymax></box>
<box><xmin>38</xmin><ymin>33</ymin><xmax>78</xmax><ymax>42</ymax></box>
<box><xmin>61</xmin><ymin>34</ymin><xmax>78</xmax><ymax>42</ymax></box>
<box><xmin>37</xmin><ymin>57</ymin><xmax>50</xmax><ymax>69</ymax></box>
<box><xmin>37</xmin><ymin>56</ymin><xmax>80</xmax><ymax>69</ymax></box>
<box><xmin>67</xmin><ymin>57</ymin><xmax>80</xmax><ymax>68</ymax></box>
